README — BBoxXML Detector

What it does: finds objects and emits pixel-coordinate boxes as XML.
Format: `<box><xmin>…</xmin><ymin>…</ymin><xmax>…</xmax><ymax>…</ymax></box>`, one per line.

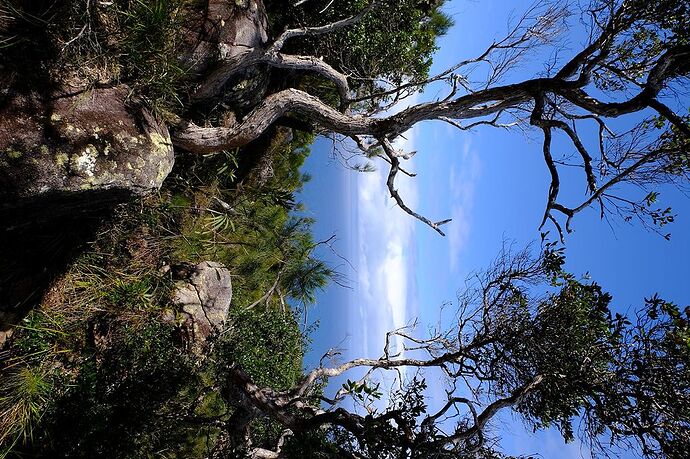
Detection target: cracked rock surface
<box><xmin>172</xmin><ymin>261</ymin><xmax>233</xmax><ymax>354</ymax></box>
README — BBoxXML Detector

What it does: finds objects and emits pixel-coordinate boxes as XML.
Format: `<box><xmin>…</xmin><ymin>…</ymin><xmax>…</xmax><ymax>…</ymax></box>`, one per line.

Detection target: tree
<box><xmin>264</xmin><ymin>0</ymin><xmax>452</xmax><ymax>96</ymax></box>
<box><xmin>191</xmin><ymin>244</ymin><xmax>690</xmax><ymax>458</ymax></box>
<box><xmin>171</xmin><ymin>0</ymin><xmax>690</xmax><ymax>240</ymax></box>
<box><xmin>2</xmin><ymin>1</ymin><xmax>687</xmax><ymax>238</ymax></box>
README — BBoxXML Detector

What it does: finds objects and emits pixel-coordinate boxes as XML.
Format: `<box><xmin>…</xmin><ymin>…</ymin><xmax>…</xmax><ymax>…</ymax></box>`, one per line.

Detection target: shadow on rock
<box><xmin>0</xmin><ymin>190</ymin><xmax>131</xmax><ymax>341</ymax></box>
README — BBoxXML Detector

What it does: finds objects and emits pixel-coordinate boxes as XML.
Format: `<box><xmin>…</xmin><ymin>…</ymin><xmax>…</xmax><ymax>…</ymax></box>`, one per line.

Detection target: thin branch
<box><xmin>380</xmin><ymin>138</ymin><xmax>451</xmax><ymax>236</ymax></box>
<box><xmin>531</xmin><ymin>96</ymin><xmax>562</xmax><ymax>229</ymax></box>
<box><xmin>270</xmin><ymin>2</ymin><xmax>378</xmax><ymax>53</ymax></box>
<box><xmin>439</xmin><ymin>375</ymin><xmax>544</xmax><ymax>448</ymax></box>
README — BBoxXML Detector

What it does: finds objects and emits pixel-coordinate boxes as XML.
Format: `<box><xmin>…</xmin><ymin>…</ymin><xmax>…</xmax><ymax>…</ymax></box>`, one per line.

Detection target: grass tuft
<box><xmin>0</xmin><ymin>365</ymin><xmax>51</xmax><ymax>452</ymax></box>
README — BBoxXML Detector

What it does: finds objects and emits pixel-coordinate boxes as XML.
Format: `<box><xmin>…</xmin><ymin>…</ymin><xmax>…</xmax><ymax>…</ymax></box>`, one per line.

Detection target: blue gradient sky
<box><xmin>296</xmin><ymin>1</ymin><xmax>690</xmax><ymax>457</ymax></box>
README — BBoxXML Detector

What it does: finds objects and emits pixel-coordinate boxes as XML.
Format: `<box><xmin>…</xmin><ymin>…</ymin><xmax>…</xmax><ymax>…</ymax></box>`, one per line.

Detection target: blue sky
<box><xmin>296</xmin><ymin>1</ymin><xmax>690</xmax><ymax>457</ymax></box>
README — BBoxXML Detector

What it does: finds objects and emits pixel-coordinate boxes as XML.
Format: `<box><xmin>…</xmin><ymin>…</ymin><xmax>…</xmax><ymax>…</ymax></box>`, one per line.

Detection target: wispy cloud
<box><xmin>448</xmin><ymin>138</ymin><xmax>481</xmax><ymax>272</ymax></box>
<box><xmin>348</xmin><ymin>124</ymin><xmax>420</xmax><ymax>366</ymax></box>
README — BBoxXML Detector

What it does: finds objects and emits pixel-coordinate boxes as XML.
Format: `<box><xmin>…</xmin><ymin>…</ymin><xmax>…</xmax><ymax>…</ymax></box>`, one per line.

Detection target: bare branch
<box><xmin>192</xmin><ymin>3</ymin><xmax>379</xmax><ymax>108</ymax></box>
<box><xmin>439</xmin><ymin>375</ymin><xmax>544</xmax><ymax>449</ymax></box>
<box><xmin>270</xmin><ymin>1</ymin><xmax>377</xmax><ymax>53</ymax></box>
<box><xmin>249</xmin><ymin>430</ymin><xmax>293</xmax><ymax>459</ymax></box>
<box><xmin>531</xmin><ymin>96</ymin><xmax>562</xmax><ymax>229</ymax></box>
<box><xmin>380</xmin><ymin>138</ymin><xmax>451</xmax><ymax>236</ymax></box>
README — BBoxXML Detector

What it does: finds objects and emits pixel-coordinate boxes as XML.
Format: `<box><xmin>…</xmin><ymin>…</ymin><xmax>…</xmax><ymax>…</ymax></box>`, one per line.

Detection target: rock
<box><xmin>172</xmin><ymin>261</ymin><xmax>233</xmax><ymax>354</ymax></box>
<box><xmin>180</xmin><ymin>0</ymin><xmax>269</xmax><ymax>77</ymax></box>
<box><xmin>181</xmin><ymin>0</ymin><xmax>270</xmax><ymax>112</ymax></box>
<box><xmin>0</xmin><ymin>85</ymin><xmax>174</xmax><ymax>208</ymax></box>
<box><xmin>0</xmin><ymin>1</ymin><xmax>266</xmax><ymax>326</ymax></box>
<box><xmin>0</xmin><ymin>83</ymin><xmax>176</xmax><ymax>313</ymax></box>
<box><xmin>0</xmin><ymin>329</ymin><xmax>12</xmax><ymax>349</ymax></box>
<box><xmin>0</xmin><ymin>84</ymin><xmax>176</xmax><ymax>320</ymax></box>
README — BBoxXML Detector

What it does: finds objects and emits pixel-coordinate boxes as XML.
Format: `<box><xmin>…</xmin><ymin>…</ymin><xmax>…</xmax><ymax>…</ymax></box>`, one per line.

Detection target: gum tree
<box><xmin>172</xmin><ymin>0</ymin><xmax>690</xmax><ymax>239</ymax></box>
<box><xmin>204</xmin><ymin>245</ymin><xmax>690</xmax><ymax>458</ymax></box>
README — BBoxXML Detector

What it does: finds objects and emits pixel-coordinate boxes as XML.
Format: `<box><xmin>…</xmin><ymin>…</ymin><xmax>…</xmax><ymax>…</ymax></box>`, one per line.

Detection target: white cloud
<box><xmin>334</xmin><ymin>90</ymin><xmax>431</xmax><ymax>412</ymax></box>
<box><xmin>448</xmin><ymin>138</ymin><xmax>481</xmax><ymax>272</ymax></box>
<box><xmin>348</xmin><ymin>121</ymin><xmax>420</xmax><ymax>365</ymax></box>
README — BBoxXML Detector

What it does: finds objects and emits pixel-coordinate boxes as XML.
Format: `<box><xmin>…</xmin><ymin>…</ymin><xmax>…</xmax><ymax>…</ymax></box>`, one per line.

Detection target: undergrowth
<box><xmin>0</xmin><ymin>0</ymin><xmax>199</xmax><ymax>116</ymax></box>
<box><xmin>0</xmin><ymin>1</ymin><xmax>339</xmax><ymax>456</ymax></box>
<box><xmin>0</xmin><ymin>126</ymin><xmax>329</xmax><ymax>457</ymax></box>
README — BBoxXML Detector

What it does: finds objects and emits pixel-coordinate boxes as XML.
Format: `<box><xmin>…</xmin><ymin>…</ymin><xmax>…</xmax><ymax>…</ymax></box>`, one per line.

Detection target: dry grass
<box><xmin>0</xmin><ymin>365</ymin><xmax>50</xmax><ymax>453</ymax></box>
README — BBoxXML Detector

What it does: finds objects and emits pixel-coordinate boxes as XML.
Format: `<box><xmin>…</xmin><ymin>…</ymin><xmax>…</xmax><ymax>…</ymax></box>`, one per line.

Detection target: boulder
<box><xmin>180</xmin><ymin>0</ymin><xmax>269</xmax><ymax>76</ymax></box>
<box><xmin>0</xmin><ymin>85</ymin><xmax>174</xmax><ymax>210</ymax></box>
<box><xmin>171</xmin><ymin>261</ymin><xmax>233</xmax><ymax>354</ymax></box>
<box><xmin>181</xmin><ymin>0</ymin><xmax>270</xmax><ymax>111</ymax></box>
<box><xmin>0</xmin><ymin>83</ymin><xmax>174</xmax><ymax>322</ymax></box>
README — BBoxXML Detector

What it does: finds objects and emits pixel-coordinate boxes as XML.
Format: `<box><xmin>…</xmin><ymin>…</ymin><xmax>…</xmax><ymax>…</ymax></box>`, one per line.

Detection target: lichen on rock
<box><xmin>170</xmin><ymin>261</ymin><xmax>233</xmax><ymax>355</ymax></box>
<box><xmin>0</xmin><ymin>85</ymin><xmax>174</xmax><ymax>205</ymax></box>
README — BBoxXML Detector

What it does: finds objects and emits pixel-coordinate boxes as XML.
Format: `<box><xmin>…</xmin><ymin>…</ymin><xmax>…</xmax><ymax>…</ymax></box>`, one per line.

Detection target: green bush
<box><xmin>216</xmin><ymin>307</ymin><xmax>306</xmax><ymax>390</ymax></box>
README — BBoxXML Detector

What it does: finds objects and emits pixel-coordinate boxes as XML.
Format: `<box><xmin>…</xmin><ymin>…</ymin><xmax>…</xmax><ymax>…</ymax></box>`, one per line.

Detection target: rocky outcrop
<box><xmin>181</xmin><ymin>0</ymin><xmax>268</xmax><ymax>76</ymax></box>
<box><xmin>0</xmin><ymin>85</ymin><xmax>174</xmax><ymax>211</ymax></box>
<box><xmin>0</xmin><ymin>0</ymin><xmax>271</xmax><ymax>220</ymax></box>
<box><xmin>0</xmin><ymin>84</ymin><xmax>175</xmax><ymax>319</ymax></box>
<box><xmin>0</xmin><ymin>1</ymin><xmax>268</xmax><ymax>219</ymax></box>
<box><xmin>182</xmin><ymin>0</ymin><xmax>270</xmax><ymax>111</ymax></box>
<box><xmin>171</xmin><ymin>261</ymin><xmax>233</xmax><ymax>354</ymax></box>
<box><xmin>0</xmin><ymin>1</ymin><xmax>267</xmax><ymax>324</ymax></box>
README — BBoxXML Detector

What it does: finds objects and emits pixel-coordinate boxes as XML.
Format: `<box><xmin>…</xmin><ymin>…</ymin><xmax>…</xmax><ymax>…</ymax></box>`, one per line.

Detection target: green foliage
<box><xmin>104</xmin><ymin>276</ymin><xmax>165</xmax><ymax>311</ymax></box>
<box><xmin>167</xmin><ymin>129</ymin><xmax>332</xmax><ymax>311</ymax></box>
<box><xmin>361</xmin><ymin>377</ymin><xmax>428</xmax><ymax>457</ymax></box>
<box><xmin>454</xmin><ymin>255</ymin><xmax>617</xmax><ymax>441</ymax></box>
<box><xmin>517</xmin><ymin>279</ymin><xmax>616</xmax><ymax>441</ymax></box>
<box><xmin>36</xmin><ymin>320</ymin><xmax>197</xmax><ymax>458</ymax></box>
<box><xmin>341</xmin><ymin>379</ymin><xmax>382</xmax><ymax>405</ymax></box>
<box><xmin>0</xmin><ymin>123</ymin><xmax>331</xmax><ymax>456</ymax></box>
<box><xmin>281</xmin><ymin>430</ymin><xmax>343</xmax><ymax>458</ymax></box>
<box><xmin>0</xmin><ymin>365</ymin><xmax>52</xmax><ymax>454</ymax></box>
<box><xmin>0</xmin><ymin>0</ymin><xmax>195</xmax><ymax>115</ymax></box>
<box><xmin>467</xmin><ymin>247</ymin><xmax>689</xmax><ymax>455</ymax></box>
<box><xmin>462</xmin><ymin>246</ymin><xmax>620</xmax><ymax>442</ymax></box>
<box><xmin>0</xmin><ymin>201</ymin><xmax>185</xmax><ymax>456</ymax></box>
<box><xmin>276</xmin><ymin>218</ymin><xmax>335</xmax><ymax>305</ymax></box>
<box><xmin>581</xmin><ymin>294</ymin><xmax>690</xmax><ymax>457</ymax></box>
<box><xmin>215</xmin><ymin>307</ymin><xmax>306</xmax><ymax>390</ymax></box>
<box><xmin>266</xmin><ymin>0</ymin><xmax>452</xmax><ymax>97</ymax></box>
<box><xmin>12</xmin><ymin>312</ymin><xmax>70</xmax><ymax>360</ymax></box>
<box><xmin>656</xmin><ymin>113</ymin><xmax>690</xmax><ymax>177</ymax></box>
<box><xmin>114</xmin><ymin>0</ymin><xmax>193</xmax><ymax>115</ymax></box>
<box><xmin>593</xmin><ymin>0</ymin><xmax>690</xmax><ymax>92</ymax></box>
